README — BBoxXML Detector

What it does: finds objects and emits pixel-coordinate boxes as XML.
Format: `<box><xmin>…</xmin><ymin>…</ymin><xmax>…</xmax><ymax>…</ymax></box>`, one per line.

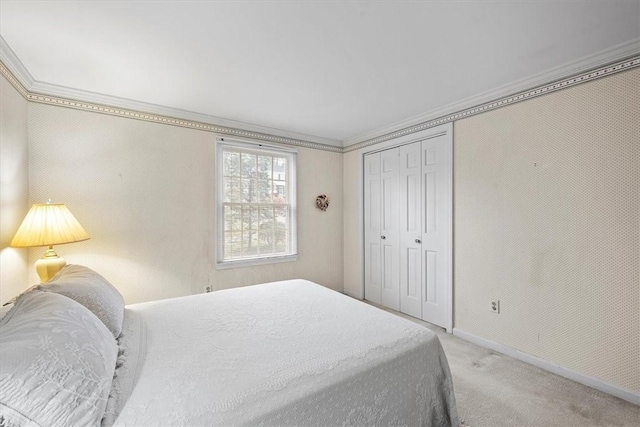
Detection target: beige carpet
<box><xmin>373</xmin><ymin>305</ymin><xmax>639</xmax><ymax>426</ymax></box>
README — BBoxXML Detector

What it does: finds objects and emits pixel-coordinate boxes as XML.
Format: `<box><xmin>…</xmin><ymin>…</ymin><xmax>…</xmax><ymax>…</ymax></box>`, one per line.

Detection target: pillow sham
<box><xmin>0</xmin><ymin>289</ymin><xmax>118</xmax><ymax>427</ymax></box>
<box><xmin>42</xmin><ymin>264</ymin><xmax>125</xmax><ymax>338</ymax></box>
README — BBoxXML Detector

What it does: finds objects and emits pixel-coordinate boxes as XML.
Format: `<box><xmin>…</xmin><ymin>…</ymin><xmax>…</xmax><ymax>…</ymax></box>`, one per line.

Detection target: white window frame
<box><xmin>216</xmin><ymin>137</ymin><xmax>297</xmax><ymax>269</ymax></box>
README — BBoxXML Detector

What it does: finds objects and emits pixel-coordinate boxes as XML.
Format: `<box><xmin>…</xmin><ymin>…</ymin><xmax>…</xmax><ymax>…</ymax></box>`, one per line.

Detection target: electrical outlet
<box><xmin>204</xmin><ymin>285</ymin><xmax>212</xmax><ymax>293</ymax></box>
<box><xmin>490</xmin><ymin>299</ymin><xmax>500</xmax><ymax>314</ymax></box>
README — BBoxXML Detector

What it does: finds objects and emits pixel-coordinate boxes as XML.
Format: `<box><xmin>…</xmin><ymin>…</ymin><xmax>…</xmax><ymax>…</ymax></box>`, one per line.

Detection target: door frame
<box><xmin>357</xmin><ymin>123</ymin><xmax>453</xmax><ymax>332</ymax></box>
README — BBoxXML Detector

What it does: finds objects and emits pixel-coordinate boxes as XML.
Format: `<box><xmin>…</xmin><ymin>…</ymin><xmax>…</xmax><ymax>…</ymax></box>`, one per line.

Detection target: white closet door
<box><xmin>380</xmin><ymin>148</ymin><xmax>400</xmax><ymax>311</ymax></box>
<box><xmin>399</xmin><ymin>142</ymin><xmax>422</xmax><ymax>318</ymax></box>
<box><xmin>421</xmin><ymin>135</ymin><xmax>452</xmax><ymax>329</ymax></box>
<box><xmin>364</xmin><ymin>153</ymin><xmax>382</xmax><ymax>304</ymax></box>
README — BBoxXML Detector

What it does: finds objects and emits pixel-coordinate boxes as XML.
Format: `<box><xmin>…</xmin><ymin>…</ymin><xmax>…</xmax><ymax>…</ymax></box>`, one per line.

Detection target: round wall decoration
<box><xmin>315</xmin><ymin>194</ymin><xmax>330</xmax><ymax>211</ymax></box>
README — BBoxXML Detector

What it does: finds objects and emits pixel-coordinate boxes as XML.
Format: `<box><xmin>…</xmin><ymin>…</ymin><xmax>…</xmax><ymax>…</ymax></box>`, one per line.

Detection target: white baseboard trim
<box><xmin>452</xmin><ymin>328</ymin><xmax>639</xmax><ymax>406</ymax></box>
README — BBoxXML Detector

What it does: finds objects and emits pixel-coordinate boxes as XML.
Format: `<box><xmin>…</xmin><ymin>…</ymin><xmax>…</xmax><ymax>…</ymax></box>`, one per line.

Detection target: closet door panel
<box><xmin>380</xmin><ymin>148</ymin><xmax>400</xmax><ymax>311</ymax></box>
<box><xmin>421</xmin><ymin>135</ymin><xmax>451</xmax><ymax>328</ymax></box>
<box><xmin>364</xmin><ymin>153</ymin><xmax>382</xmax><ymax>304</ymax></box>
<box><xmin>399</xmin><ymin>142</ymin><xmax>422</xmax><ymax>318</ymax></box>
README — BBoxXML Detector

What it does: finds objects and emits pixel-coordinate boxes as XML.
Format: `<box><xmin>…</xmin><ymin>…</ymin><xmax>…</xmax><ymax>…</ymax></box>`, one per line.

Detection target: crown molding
<box><xmin>0</xmin><ymin>36</ymin><xmax>341</xmax><ymax>152</ymax></box>
<box><xmin>0</xmin><ymin>35</ymin><xmax>34</xmax><ymax>97</ymax></box>
<box><xmin>344</xmin><ymin>54</ymin><xmax>639</xmax><ymax>153</ymax></box>
<box><xmin>344</xmin><ymin>38</ymin><xmax>640</xmax><ymax>151</ymax></box>
<box><xmin>2</xmin><ymin>33</ymin><xmax>638</xmax><ymax>155</ymax></box>
<box><xmin>26</xmin><ymin>80</ymin><xmax>342</xmax><ymax>149</ymax></box>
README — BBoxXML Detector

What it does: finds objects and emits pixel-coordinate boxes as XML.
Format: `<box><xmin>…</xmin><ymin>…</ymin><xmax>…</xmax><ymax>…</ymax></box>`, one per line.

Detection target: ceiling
<box><xmin>1</xmin><ymin>1</ymin><xmax>638</xmax><ymax>147</ymax></box>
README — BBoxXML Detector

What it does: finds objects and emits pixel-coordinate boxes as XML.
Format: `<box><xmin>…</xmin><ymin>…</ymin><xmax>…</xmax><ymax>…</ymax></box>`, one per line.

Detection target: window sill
<box><xmin>216</xmin><ymin>254</ymin><xmax>298</xmax><ymax>270</ymax></box>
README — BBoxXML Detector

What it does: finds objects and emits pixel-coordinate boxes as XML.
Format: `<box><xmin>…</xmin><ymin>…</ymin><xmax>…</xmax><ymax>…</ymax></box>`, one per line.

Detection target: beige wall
<box><xmin>25</xmin><ymin>102</ymin><xmax>343</xmax><ymax>304</ymax></box>
<box><xmin>0</xmin><ymin>75</ymin><xmax>29</xmax><ymax>304</ymax></box>
<box><xmin>454</xmin><ymin>69</ymin><xmax>638</xmax><ymax>393</ymax></box>
<box><xmin>342</xmin><ymin>149</ymin><xmax>363</xmax><ymax>298</ymax></box>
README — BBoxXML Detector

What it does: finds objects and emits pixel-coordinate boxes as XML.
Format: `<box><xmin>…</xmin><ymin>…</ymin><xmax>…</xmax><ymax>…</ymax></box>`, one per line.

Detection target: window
<box><xmin>216</xmin><ymin>139</ymin><xmax>297</xmax><ymax>268</ymax></box>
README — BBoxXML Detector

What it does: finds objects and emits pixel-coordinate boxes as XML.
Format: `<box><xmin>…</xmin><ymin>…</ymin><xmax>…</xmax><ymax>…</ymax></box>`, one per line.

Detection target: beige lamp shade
<box><xmin>11</xmin><ymin>203</ymin><xmax>90</xmax><ymax>283</ymax></box>
<box><xmin>11</xmin><ymin>203</ymin><xmax>90</xmax><ymax>248</ymax></box>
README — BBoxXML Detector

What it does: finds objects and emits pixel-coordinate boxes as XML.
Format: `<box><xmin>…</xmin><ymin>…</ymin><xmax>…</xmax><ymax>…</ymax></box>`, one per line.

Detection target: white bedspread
<box><xmin>111</xmin><ymin>280</ymin><xmax>458</xmax><ymax>426</ymax></box>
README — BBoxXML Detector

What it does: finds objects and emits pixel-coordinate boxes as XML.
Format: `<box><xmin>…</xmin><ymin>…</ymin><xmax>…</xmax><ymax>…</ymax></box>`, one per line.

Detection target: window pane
<box><xmin>224</xmin><ymin>177</ymin><xmax>241</xmax><ymax>203</ymax></box>
<box><xmin>242</xmin><ymin>206</ymin><xmax>257</xmax><ymax>232</ymax></box>
<box><xmin>257</xmin><ymin>179</ymin><xmax>272</xmax><ymax>203</ymax></box>
<box><xmin>230</xmin><ymin>206</ymin><xmax>242</xmax><ymax>231</ymax></box>
<box><xmin>274</xmin><ymin>205</ymin><xmax>288</xmax><ymax>253</ymax></box>
<box><xmin>273</xmin><ymin>181</ymin><xmax>287</xmax><ymax>202</ymax></box>
<box><xmin>242</xmin><ymin>179</ymin><xmax>259</xmax><ymax>203</ymax></box>
<box><xmin>274</xmin><ymin>206</ymin><xmax>288</xmax><ymax>220</ymax></box>
<box><xmin>258</xmin><ymin>206</ymin><xmax>274</xmax><ymax>255</ymax></box>
<box><xmin>223</xmin><ymin>151</ymin><xmax>240</xmax><ymax>177</ymax></box>
<box><xmin>224</xmin><ymin>231</ymin><xmax>242</xmax><ymax>259</ymax></box>
<box><xmin>241</xmin><ymin>153</ymin><xmax>256</xmax><ymax>178</ymax></box>
<box><xmin>223</xmin><ymin>179</ymin><xmax>232</xmax><ymax>203</ymax></box>
<box><xmin>260</xmin><ymin>206</ymin><xmax>274</xmax><ymax>224</ymax></box>
<box><xmin>224</xmin><ymin>205</ymin><xmax>233</xmax><ymax>232</ymax></box>
<box><xmin>273</xmin><ymin>157</ymin><xmax>287</xmax><ymax>181</ymax></box>
<box><xmin>242</xmin><ymin>231</ymin><xmax>258</xmax><ymax>257</ymax></box>
<box><xmin>274</xmin><ymin>221</ymin><xmax>288</xmax><ymax>254</ymax></box>
<box><xmin>257</xmin><ymin>155</ymin><xmax>272</xmax><ymax>179</ymax></box>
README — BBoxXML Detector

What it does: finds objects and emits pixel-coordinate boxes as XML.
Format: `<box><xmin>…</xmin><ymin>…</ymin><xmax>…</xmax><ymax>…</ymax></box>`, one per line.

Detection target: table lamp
<box><xmin>10</xmin><ymin>202</ymin><xmax>90</xmax><ymax>283</ymax></box>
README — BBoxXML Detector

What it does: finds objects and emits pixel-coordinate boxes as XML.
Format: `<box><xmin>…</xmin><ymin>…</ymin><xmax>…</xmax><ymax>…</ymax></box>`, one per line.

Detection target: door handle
<box><xmin>381</xmin><ymin>235</ymin><xmax>386</xmax><ymax>239</ymax></box>
<box><xmin>415</xmin><ymin>238</ymin><xmax>421</xmax><ymax>244</ymax></box>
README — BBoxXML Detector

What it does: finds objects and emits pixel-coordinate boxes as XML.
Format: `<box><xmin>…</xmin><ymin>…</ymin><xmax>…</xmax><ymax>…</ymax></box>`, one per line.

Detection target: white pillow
<box><xmin>0</xmin><ymin>290</ymin><xmax>118</xmax><ymax>426</ymax></box>
<box><xmin>42</xmin><ymin>265</ymin><xmax>125</xmax><ymax>338</ymax></box>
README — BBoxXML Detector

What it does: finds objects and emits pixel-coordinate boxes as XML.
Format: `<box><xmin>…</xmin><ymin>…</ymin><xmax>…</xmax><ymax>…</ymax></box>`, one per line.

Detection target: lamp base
<box><xmin>35</xmin><ymin>247</ymin><xmax>66</xmax><ymax>283</ymax></box>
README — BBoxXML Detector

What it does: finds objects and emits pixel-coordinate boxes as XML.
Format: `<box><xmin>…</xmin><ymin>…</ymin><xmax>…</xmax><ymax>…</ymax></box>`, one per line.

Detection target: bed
<box><xmin>0</xmin><ymin>265</ymin><xmax>459</xmax><ymax>426</ymax></box>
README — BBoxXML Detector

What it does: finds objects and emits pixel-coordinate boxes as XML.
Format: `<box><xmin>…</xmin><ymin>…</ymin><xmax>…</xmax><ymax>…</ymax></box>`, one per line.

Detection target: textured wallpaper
<box><xmin>454</xmin><ymin>68</ymin><xmax>639</xmax><ymax>392</ymax></box>
<box><xmin>0</xmin><ymin>75</ymin><xmax>29</xmax><ymax>304</ymax></box>
<box><xmin>342</xmin><ymin>149</ymin><xmax>363</xmax><ymax>298</ymax></box>
<box><xmin>26</xmin><ymin>103</ymin><xmax>343</xmax><ymax>304</ymax></box>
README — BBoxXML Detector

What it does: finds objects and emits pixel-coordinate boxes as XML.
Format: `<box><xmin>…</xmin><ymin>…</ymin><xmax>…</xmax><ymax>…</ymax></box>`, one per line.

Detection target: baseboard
<box><xmin>452</xmin><ymin>328</ymin><xmax>639</xmax><ymax>406</ymax></box>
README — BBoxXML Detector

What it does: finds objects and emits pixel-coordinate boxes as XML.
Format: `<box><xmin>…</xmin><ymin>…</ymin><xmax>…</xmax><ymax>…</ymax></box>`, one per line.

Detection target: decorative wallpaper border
<box><xmin>0</xmin><ymin>60</ymin><xmax>29</xmax><ymax>100</ymax></box>
<box><xmin>343</xmin><ymin>55</ymin><xmax>640</xmax><ymax>152</ymax></box>
<box><xmin>0</xmin><ymin>61</ymin><xmax>343</xmax><ymax>154</ymax></box>
<box><xmin>1</xmin><ymin>55</ymin><xmax>638</xmax><ymax>155</ymax></box>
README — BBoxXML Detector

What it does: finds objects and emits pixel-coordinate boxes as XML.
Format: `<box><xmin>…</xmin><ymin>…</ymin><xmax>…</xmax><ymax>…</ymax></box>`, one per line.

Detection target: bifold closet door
<box><xmin>421</xmin><ymin>135</ymin><xmax>451</xmax><ymax>328</ymax></box>
<box><xmin>364</xmin><ymin>153</ymin><xmax>382</xmax><ymax>304</ymax></box>
<box><xmin>379</xmin><ymin>149</ymin><xmax>400</xmax><ymax>311</ymax></box>
<box><xmin>364</xmin><ymin>133</ymin><xmax>452</xmax><ymax>329</ymax></box>
<box><xmin>364</xmin><ymin>149</ymin><xmax>400</xmax><ymax>310</ymax></box>
<box><xmin>399</xmin><ymin>142</ymin><xmax>422</xmax><ymax>318</ymax></box>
